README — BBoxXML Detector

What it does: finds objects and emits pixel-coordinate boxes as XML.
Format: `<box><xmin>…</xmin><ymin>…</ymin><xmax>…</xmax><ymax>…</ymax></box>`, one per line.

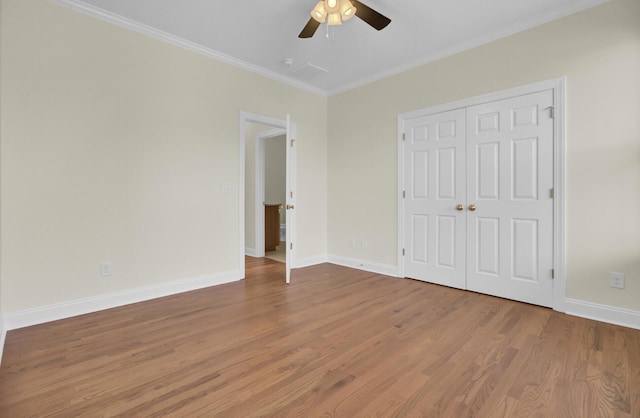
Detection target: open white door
<box><xmin>285</xmin><ymin>114</ymin><xmax>297</xmax><ymax>284</ymax></box>
<box><xmin>239</xmin><ymin>111</ymin><xmax>298</xmax><ymax>283</ymax></box>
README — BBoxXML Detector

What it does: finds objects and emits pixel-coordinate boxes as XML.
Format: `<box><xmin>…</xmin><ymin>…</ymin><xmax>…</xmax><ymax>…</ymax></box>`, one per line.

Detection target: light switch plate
<box><xmin>610</xmin><ymin>272</ymin><xmax>625</xmax><ymax>289</ymax></box>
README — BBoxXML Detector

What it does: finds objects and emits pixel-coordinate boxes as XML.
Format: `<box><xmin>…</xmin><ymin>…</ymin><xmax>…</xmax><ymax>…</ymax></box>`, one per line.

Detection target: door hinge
<box><xmin>290</xmin><ymin>139</ymin><xmax>295</xmax><ymax>147</ymax></box>
<box><xmin>402</xmin><ymin>133</ymin><xmax>406</xmax><ymax>141</ymax></box>
<box><xmin>403</xmin><ymin>190</ymin><xmax>406</xmax><ymax>198</ymax></box>
<box><xmin>551</xmin><ymin>268</ymin><xmax>555</xmax><ymax>279</ymax></box>
<box><xmin>290</xmin><ymin>191</ymin><xmax>293</xmax><ymax>198</ymax></box>
<box><xmin>545</xmin><ymin>106</ymin><xmax>555</xmax><ymax>119</ymax></box>
<box><xmin>402</xmin><ymin>248</ymin><xmax>405</xmax><ymax>256</ymax></box>
<box><xmin>550</xmin><ymin>188</ymin><xmax>554</xmax><ymax>198</ymax></box>
<box><xmin>290</xmin><ymin>243</ymin><xmax>293</xmax><ymax>250</ymax></box>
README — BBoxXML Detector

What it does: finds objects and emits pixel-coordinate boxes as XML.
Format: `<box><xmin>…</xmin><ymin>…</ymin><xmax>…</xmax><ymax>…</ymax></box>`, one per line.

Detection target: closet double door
<box><xmin>403</xmin><ymin>90</ymin><xmax>554</xmax><ymax>307</ymax></box>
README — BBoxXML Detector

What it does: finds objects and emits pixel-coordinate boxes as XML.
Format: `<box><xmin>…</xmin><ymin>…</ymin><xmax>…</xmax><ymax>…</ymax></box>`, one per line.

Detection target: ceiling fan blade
<box><xmin>352</xmin><ymin>0</ymin><xmax>391</xmax><ymax>31</ymax></box>
<box><xmin>299</xmin><ymin>18</ymin><xmax>321</xmax><ymax>38</ymax></box>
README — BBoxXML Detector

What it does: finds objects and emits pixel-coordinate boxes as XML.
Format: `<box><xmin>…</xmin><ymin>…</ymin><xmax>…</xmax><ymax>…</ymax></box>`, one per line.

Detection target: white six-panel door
<box><xmin>403</xmin><ymin>89</ymin><xmax>555</xmax><ymax>307</ymax></box>
<box><xmin>404</xmin><ymin>109</ymin><xmax>467</xmax><ymax>289</ymax></box>
<box><xmin>466</xmin><ymin>90</ymin><xmax>554</xmax><ymax>306</ymax></box>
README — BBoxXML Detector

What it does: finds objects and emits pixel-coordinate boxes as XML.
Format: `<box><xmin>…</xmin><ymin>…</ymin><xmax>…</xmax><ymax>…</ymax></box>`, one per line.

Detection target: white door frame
<box><xmin>284</xmin><ymin>114</ymin><xmax>297</xmax><ymax>284</ymax></box>
<box><xmin>254</xmin><ymin>128</ymin><xmax>286</xmax><ymax>258</ymax></box>
<box><xmin>397</xmin><ymin>77</ymin><xmax>566</xmax><ymax>312</ymax></box>
<box><xmin>239</xmin><ymin>112</ymin><xmax>297</xmax><ymax>281</ymax></box>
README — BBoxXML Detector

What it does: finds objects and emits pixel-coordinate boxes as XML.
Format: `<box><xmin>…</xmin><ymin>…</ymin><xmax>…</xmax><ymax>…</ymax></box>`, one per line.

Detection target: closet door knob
<box><xmin>286</xmin><ymin>204</ymin><xmax>295</xmax><ymax>210</ymax></box>
<box><xmin>468</xmin><ymin>204</ymin><xmax>476</xmax><ymax>211</ymax></box>
<box><xmin>456</xmin><ymin>204</ymin><xmax>464</xmax><ymax>211</ymax></box>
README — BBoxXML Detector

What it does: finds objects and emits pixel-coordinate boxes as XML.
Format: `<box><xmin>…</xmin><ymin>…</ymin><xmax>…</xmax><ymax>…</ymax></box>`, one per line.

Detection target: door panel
<box><xmin>476</xmin><ymin>142</ymin><xmax>500</xmax><ymax>199</ymax></box>
<box><xmin>412</xmin><ymin>151</ymin><xmax>429</xmax><ymax>198</ymax></box>
<box><xmin>411</xmin><ymin>215</ymin><xmax>429</xmax><ymax>263</ymax></box>
<box><xmin>466</xmin><ymin>90</ymin><xmax>554</xmax><ymax>307</ymax></box>
<box><xmin>437</xmin><ymin>148</ymin><xmax>457</xmax><ymax>199</ymax></box>
<box><xmin>436</xmin><ymin>215</ymin><xmax>456</xmax><ymax>268</ymax></box>
<box><xmin>512</xmin><ymin>138</ymin><xmax>538</xmax><ymax>200</ymax></box>
<box><xmin>512</xmin><ymin>218</ymin><xmax>538</xmax><ymax>280</ymax></box>
<box><xmin>476</xmin><ymin>217</ymin><xmax>500</xmax><ymax>275</ymax></box>
<box><xmin>404</xmin><ymin>109</ymin><xmax>466</xmax><ymax>289</ymax></box>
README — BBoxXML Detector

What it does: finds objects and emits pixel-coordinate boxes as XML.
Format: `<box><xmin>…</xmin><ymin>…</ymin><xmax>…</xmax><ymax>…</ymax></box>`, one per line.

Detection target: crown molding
<box><xmin>328</xmin><ymin>0</ymin><xmax>611</xmax><ymax>95</ymax></box>
<box><xmin>48</xmin><ymin>0</ymin><xmax>610</xmax><ymax>97</ymax></box>
<box><xmin>48</xmin><ymin>0</ymin><xmax>328</xmax><ymax>97</ymax></box>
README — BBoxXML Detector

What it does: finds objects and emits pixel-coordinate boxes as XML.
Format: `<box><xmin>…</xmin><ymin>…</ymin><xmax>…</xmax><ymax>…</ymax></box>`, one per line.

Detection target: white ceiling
<box><xmin>53</xmin><ymin>0</ymin><xmax>608</xmax><ymax>95</ymax></box>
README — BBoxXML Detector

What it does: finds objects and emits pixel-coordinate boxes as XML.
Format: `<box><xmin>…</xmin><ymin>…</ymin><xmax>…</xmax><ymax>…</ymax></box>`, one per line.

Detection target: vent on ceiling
<box><xmin>290</xmin><ymin>63</ymin><xmax>328</xmax><ymax>80</ymax></box>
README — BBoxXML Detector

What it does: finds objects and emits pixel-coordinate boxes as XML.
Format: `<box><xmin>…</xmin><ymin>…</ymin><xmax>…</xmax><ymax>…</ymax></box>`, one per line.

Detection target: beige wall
<box><xmin>0</xmin><ymin>0</ymin><xmax>327</xmax><ymax>312</ymax></box>
<box><xmin>328</xmin><ymin>0</ymin><xmax>640</xmax><ymax>310</ymax></box>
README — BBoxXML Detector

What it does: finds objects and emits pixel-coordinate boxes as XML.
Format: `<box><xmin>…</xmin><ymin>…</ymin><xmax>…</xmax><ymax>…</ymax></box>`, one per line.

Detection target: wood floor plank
<box><xmin>1</xmin><ymin>257</ymin><xmax>639</xmax><ymax>417</ymax></box>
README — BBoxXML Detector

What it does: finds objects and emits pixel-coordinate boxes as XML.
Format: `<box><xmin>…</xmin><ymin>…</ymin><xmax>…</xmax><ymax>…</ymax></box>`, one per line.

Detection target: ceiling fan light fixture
<box><xmin>340</xmin><ymin>0</ymin><xmax>357</xmax><ymax>20</ymax></box>
<box><xmin>315</xmin><ymin>0</ymin><xmax>355</xmax><ymax>26</ymax></box>
<box><xmin>298</xmin><ymin>0</ymin><xmax>391</xmax><ymax>39</ymax></box>
<box><xmin>310</xmin><ymin>1</ymin><xmax>327</xmax><ymax>23</ymax></box>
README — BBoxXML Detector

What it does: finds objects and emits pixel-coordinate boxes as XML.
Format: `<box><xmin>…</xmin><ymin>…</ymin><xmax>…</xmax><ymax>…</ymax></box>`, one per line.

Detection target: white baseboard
<box><xmin>3</xmin><ymin>270</ymin><xmax>242</xmax><ymax>332</ymax></box>
<box><xmin>245</xmin><ymin>247</ymin><xmax>257</xmax><ymax>257</ymax></box>
<box><xmin>327</xmin><ymin>254</ymin><xmax>398</xmax><ymax>277</ymax></box>
<box><xmin>295</xmin><ymin>254</ymin><xmax>328</xmax><ymax>268</ymax></box>
<box><xmin>565</xmin><ymin>298</ymin><xmax>640</xmax><ymax>330</ymax></box>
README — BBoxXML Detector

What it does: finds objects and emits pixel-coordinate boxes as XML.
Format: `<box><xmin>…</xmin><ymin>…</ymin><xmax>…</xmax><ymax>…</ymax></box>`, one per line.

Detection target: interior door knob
<box><xmin>468</xmin><ymin>204</ymin><xmax>476</xmax><ymax>211</ymax></box>
<box><xmin>456</xmin><ymin>204</ymin><xmax>464</xmax><ymax>211</ymax></box>
<box><xmin>286</xmin><ymin>204</ymin><xmax>295</xmax><ymax>210</ymax></box>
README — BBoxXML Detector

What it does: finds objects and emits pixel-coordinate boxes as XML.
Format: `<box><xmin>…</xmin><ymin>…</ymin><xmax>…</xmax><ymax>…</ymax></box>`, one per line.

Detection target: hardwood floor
<box><xmin>1</xmin><ymin>257</ymin><xmax>639</xmax><ymax>417</ymax></box>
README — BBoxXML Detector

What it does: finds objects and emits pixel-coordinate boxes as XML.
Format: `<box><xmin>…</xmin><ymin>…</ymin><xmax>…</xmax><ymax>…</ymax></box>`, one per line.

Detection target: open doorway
<box><xmin>261</xmin><ymin>132</ymin><xmax>287</xmax><ymax>263</ymax></box>
<box><xmin>239</xmin><ymin>112</ymin><xmax>297</xmax><ymax>283</ymax></box>
<box><xmin>250</xmin><ymin>128</ymin><xmax>286</xmax><ymax>261</ymax></box>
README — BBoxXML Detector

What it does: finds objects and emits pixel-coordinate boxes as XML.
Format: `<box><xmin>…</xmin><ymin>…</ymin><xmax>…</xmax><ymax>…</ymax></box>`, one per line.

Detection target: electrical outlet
<box><xmin>610</xmin><ymin>272</ymin><xmax>624</xmax><ymax>289</ymax></box>
<box><xmin>101</xmin><ymin>262</ymin><xmax>112</xmax><ymax>277</ymax></box>
<box><xmin>221</xmin><ymin>183</ymin><xmax>231</xmax><ymax>194</ymax></box>
<box><xmin>361</xmin><ymin>240</ymin><xmax>368</xmax><ymax>249</ymax></box>
<box><xmin>351</xmin><ymin>238</ymin><xmax>356</xmax><ymax>248</ymax></box>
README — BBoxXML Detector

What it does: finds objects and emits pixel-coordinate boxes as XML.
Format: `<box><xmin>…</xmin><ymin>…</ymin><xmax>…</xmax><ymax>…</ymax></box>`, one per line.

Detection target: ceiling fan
<box><xmin>299</xmin><ymin>0</ymin><xmax>391</xmax><ymax>38</ymax></box>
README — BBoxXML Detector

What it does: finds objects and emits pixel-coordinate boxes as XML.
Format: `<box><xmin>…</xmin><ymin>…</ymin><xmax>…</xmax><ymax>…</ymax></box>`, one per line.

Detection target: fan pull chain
<box><xmin>325</xmin><ymin>25</ymin><xmax>336</xmax><ymax>41</ymax></box>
